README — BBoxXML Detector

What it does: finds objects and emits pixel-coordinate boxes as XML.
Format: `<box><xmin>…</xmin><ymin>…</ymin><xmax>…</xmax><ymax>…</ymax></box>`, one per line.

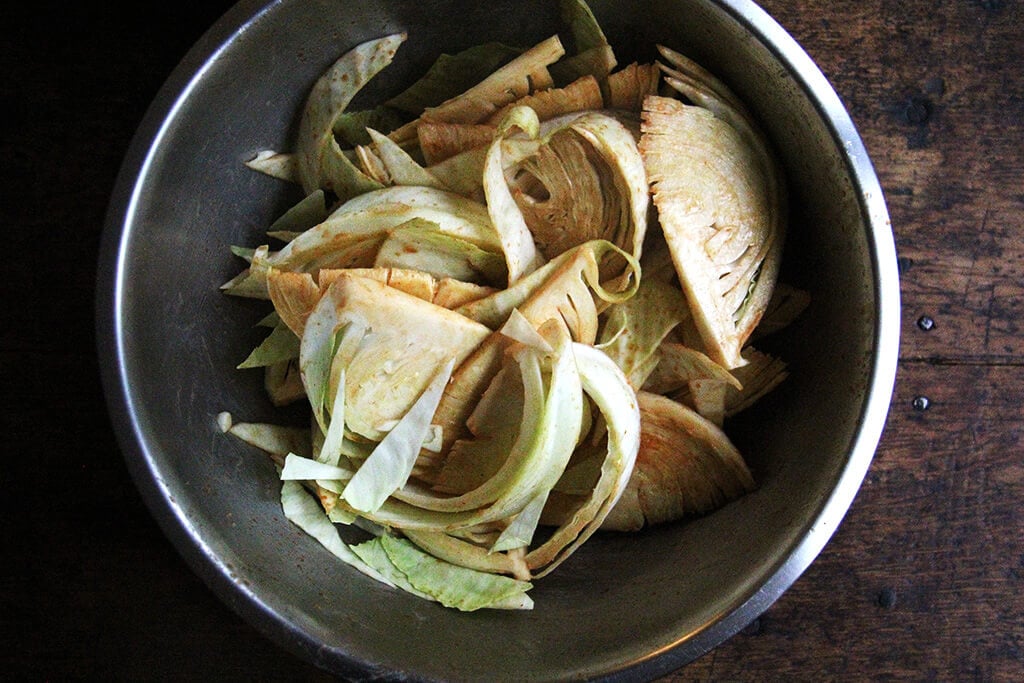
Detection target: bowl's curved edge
<box><xmin>605</xmin><ymin>0</ymin><xmax>901</xmax><ymax>679</ymax></box>
<box><xmin>94</xmin><ymin>1</ymin><xmax>396</xmax><ymax>679</ymax></box>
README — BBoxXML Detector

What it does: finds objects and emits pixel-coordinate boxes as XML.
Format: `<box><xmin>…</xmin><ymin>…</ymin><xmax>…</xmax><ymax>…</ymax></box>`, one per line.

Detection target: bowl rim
<box><xmin>95</xmin><ymin>0</ymin><xmax>901</xmax><ymax>679</ymax></box>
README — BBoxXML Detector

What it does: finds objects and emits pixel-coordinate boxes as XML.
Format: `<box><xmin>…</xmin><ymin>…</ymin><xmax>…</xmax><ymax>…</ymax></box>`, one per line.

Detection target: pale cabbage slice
<box><xmin>245</xmin><ymin>150</ymin><xmax>298</xmax><ymax>183</ymax></box>
<box><xmin>223</xmin><ymin>186</ymin><xmax>507</xmax><ymax>297</ymax></box>
<box><xmin>365</xmin><ymin>128</ymin><xmax>445</xmax><ymax>190</ymax></box>
<box><xmin>279</xmin><ymin>478</ymin><xmax>394</xmax><ymax>586</ymax></box>
<box><xmin>217</xmin><ymin>413</ymin><xmax>311</xmax><ymax>463</ymax></box>
<box><xmin>724</xmin><ymin>347</ymin><xmax>789</xmax><ymax>417</ymax></box>
<box><xmin>656</xmin><ymin>48</ymin><xmax>785</xmax><ymax>341</ymax></box>
<box><xmin>402</xmin><ymin>528</ymin><xmax>530</xmax><ymax>579</ymax></box>
<box><xmin>355</xmin><ymin>535</ymin><xmax>533</xmax><ymax>611</ymax></box>
<box><xmin>236</xmin><ymin>321</ymin><xmax>299</xmax><ymax>370</ymax></box>
<box><xmin>642</xmin><ymin>341</ymin><xmax>741</xmax><ymax>398</ymax></box>
<box><xmin>296</xmin><ymin>33</ymin><xmax>406</xmax><ymax>199</ymax></box>
<box><xmin>525</xmin><ymin>341</ymin><xmax>640</xmax><ymax>576</ymax></box>
<box><xmin>388</xmin><ymin>34</ymin><xmax>567</xmax><ymax>145</ymax></box>
<box><xmin>640</xmin><ymin>94</ymin><xmax>780</xmax><ymax>369</ymax></box>
<box><xmin>601</xmin><ymin>391</ymin><xmax>754</xmax><ymax>531</ymax></box>
<box><xmin>509</xmin><ymin>110</ymin><xmax>649</xmax><ymax>273</ymax></box>
<box><xmin>483</xmin><ymin>106</ymin><xmax>547</xmax><ymax>284</ymax></box>
<box><xmin>597</xmin><ymin>275</ymin><xmax>693</xmax><ymax>389</ymax></box>
<box><xmin>267</xmin><ymin>266</ymin><xmax>495</xmax><ymax>335</ymax></box>
<box><xmin>321</xmin><ymin>267</ymin><xmax>495</xmax><ymax>310</ymax></box>
<box><xmin>263</xmin><ymin>360</ymin><xmax>306</xmax><ymax>407</ymax></box>
<box><xmin>290</xmin><ymin>185</ymin><xmax>502</xmax><ymax>267</ymax></box>
<box><xmin>299</xmin><ymin>271</ymin><xmax>491</xmax><ymax>442</ymax></box>
<box><xmin>372</xmin><ymin>322</ymin><xmax>583</xmax><ymax>523</ymax></box>
<box><xmin>265</xmin><ymin>190</ymin><xmax>329</xmax><ymax>242</ymax></box>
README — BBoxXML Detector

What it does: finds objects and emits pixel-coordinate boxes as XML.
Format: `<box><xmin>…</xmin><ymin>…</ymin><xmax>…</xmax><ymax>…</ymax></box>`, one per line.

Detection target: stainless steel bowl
<box><xmin>97</xmin><ymin>0</ymin><xmax>900</xmax><ymax>679</ymax></box>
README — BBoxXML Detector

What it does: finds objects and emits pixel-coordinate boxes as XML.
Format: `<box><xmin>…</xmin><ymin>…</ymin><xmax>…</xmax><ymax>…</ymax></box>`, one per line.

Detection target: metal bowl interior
<box><xmin>97</xmin><ymin>0</ymin><xmax>900</xmax><ymax>679</ymax></box>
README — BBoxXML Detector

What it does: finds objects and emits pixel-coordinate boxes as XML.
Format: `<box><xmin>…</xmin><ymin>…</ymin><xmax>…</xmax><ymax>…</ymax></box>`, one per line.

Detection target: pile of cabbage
<box><xmin>219</xmin><ymin>0</ymin><xmax>806</xmax><ymax>611</ymax></box>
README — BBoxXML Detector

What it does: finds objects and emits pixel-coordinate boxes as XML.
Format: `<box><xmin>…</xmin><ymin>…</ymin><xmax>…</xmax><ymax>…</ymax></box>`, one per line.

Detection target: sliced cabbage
<box><xmin>245</xmin><ymin>151</ymin><xmax>298</xmax><ymax>183</ymax></box>
<box><xmin>266</xmin><ymin>190</ymin><xmax>329</xmax><ymax>242</ymax></box>
<box><xmin>601</xmin><ymin>391</ymin><xmax>754</xmax><ymax>532</ymax></box>
<box><xmin>485</xmin><ymin>75</ymin><xmax>604</xmax><ymax>125</ymax></box>
<box><xmin>218</xmin><ymin>413</ymin><xmax>311</xmax><ymax>463</ymax></box>
<box><xmin>373</xmin><ymin>219</ymin><xmax>507</xmax><ymax>284</ymax></box>
<box><xmin>640</xmin><ymin>94</ymin><xmax>781</xmax><ymax>369</ymax></box>
<box><xmin>223</xmin><ymin>186</ymin><xmax>507</xmax><ymax>297</ymax></box>
<box><xmin>236</xmin><ymin>321</ymin><xmax>299</xmax><ymax>370</ymax></box>
<box><xmin>642</xmin><ymin>341</ymin><xmax>741</xmax><ymax>397</ymax></box>
<box><xmin>724</xmin><ymin>347</ymin><xmax>789</xmax><ymax>417</ymax></box>
<box><xmin>430</xmin><ymin>240</ymin><xmax>638</xmax><ymax>453</ymax></box>
<box><xmin>597</xmin><ymin>275</ymin><xmax>693</xmax><ymax>388</ymax></box>
<box><xmin>341</xmin><ymin>358</ymin><xmax>454</xmax><ymax>513</ymax></box>
<box><xmin>604</xmin><ymin>62</ymin><xmax>661</xmax><ymax>112</ymax></box>
<box><xmin>483</xmin><ymin>106</ymin><xmax>547</xmax><ymax>284</ymax></box>
<box><xmin>388</xmin><ymin>34</ymin><xmax>567</xmax><ymax>145</ymax></box>
<box><xmin>508</xmin><ymin>110</ymin><xmax>649</xmax><ymax>275</ymax></box>
<box><xmin>296</xmin><ymin>33</ymin><xmax>406</xmax><ymax>199</ymax></box>
<box><xmin>356</xmin><ymin>535</ymin><xmax>534</xmax><ymax>611</ymax></box>
<box><xmin>299</xmin><ymin>271</ymin><xmax>491</xmax><ymax>441</ymax></box>
<box><xmin>279</xmin><ymin>478</ymin><xmax>394</xmax><ymax>585</ymax></box>
<box><xmin>525</xmin><ymin>341</ymin><xmax>639</xmax><ymax>576</ymax></box>
<box><xmin>223</xmin><ymin>10</ymin><xmax>801</xmax><ymax>611</ymax></box>
<box><xmin>457</xmin><ymin>239</ymin><xmax>639</xmax><ymax>338</ymax></box>
<box><xmin>365</xmin><ymin>128</ymin><xmax>444</xmax><ymax>190</ymax></box>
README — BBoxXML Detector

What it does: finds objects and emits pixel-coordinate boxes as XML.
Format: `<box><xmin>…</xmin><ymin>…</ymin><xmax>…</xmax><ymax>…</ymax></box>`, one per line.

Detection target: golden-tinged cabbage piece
<box><xmin>267</xmin><ymin>266</ymin><xmax>496</xmax><ymax>340</ymax></box>
<box><xmin>296</xmin><ymin>34</ymin><xmax>406</xmax><ymax>200</ymax></box>
<box><xmin>508</xmin><ymin>110</ymin><xmax>649</xmax><ymax>275</ymax></box>
<box><xmin>388</xmin><ymin>34</ymin><xmax>567</xmax><ymax>145</ymax></box>
<box><xmin>640</xmin><ymin>94</ymin><xmax>783</xmax><ymax>369</ymax></box>
<box><xmin>485</xmin><ymin>74</ymin><xmax>604</xmax><ymax>125</ymax></box>
<box><xmin>301</xmin><ymin>272</ymin><xmax>491</xmax><ymax>442</ymax></box>
<box><xmin>604</xmin><ymin>62</ymin><xmax>660</xmax><ymax>112</ymax></box>
<box><xmin>419</xmin><ymin>122</ymin><xmax>497</xmax><ymax>165</ymax></box>
<box><xmin>601</xmin><ymin>391</ymin><xmax>754</xmax><ymax>531</ymax></box>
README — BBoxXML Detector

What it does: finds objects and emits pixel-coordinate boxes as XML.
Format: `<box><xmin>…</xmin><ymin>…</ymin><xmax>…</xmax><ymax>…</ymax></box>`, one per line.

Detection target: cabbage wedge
<box><xmin>601</xmin><ymin>391</ymin><xmax>754</xmax><ymax>531</ymax></box>
<box><xmin>300</xmin><ymin>270</ymin><xmax>491</xmax><ymax>442</ymax></box>
<box><xmin>640</xmin><ymin>94</ymin><xmax>783</xmax><ymax>369</ymax></box>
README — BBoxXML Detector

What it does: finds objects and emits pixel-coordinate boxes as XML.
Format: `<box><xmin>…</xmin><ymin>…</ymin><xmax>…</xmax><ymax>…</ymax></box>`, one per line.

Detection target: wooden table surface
<box><xmin>4</xmin><ymin>0</ymin><xmax>1021</xmax><ymax>680</ymax></box>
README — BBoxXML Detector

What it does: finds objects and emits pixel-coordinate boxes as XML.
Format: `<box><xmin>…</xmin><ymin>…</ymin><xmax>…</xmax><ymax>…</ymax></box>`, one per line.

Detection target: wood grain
<box><xmin>3</xmin><ymin>0</ymin><xmax>1021</xmax><ymax>680</ymax></box>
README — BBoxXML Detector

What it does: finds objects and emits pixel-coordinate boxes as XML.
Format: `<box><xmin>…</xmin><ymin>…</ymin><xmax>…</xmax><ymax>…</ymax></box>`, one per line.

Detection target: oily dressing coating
<box><xmin>222</xmin><ymin>2</ymin><xmax>803</xmax><ymax>611</ymax></box>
